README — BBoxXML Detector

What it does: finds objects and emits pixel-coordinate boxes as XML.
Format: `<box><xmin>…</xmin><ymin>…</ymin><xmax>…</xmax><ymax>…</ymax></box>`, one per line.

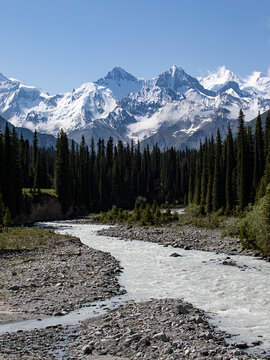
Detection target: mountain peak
<box><xmin>246</xmin><ymin>71</ymin><xmax>264</xmax><ymax>83</ymax></box>
<box><xmin>154</xmin><ymin>65</ymin><xmax>214</xmax><ymax>96</ymax></box>
<box><xmin>102</xmin><ymin>67</ymin><xmax>138</xmax><ymax>82</ymax></box>
<box><xmin>96</xmin><ymin>67</ymin><xmax>142</xmax><ymax>100</ymax></box>
<box><xmin>198</xmin><ymin>66</ymin><xmax>241</xmax><ymax>91</ymax></box>
<box><xmin>170</xmin><ymin>65</ymin><xmax>185</xmax><ymax>76</ymax></box>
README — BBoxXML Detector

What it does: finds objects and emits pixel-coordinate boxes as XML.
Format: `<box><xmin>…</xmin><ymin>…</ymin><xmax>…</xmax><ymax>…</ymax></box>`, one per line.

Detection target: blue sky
<box><xmin>1</xmin><ymin>0</ymin><xmax>270</xmax><ymax>94</ymax></box>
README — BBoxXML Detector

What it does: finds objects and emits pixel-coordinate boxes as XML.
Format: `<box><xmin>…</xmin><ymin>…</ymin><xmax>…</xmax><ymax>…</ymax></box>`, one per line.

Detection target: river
<box><xmin>2</xmin><ymin>221</ymin><xmax>270</xmax><ymax>356</ymax></box>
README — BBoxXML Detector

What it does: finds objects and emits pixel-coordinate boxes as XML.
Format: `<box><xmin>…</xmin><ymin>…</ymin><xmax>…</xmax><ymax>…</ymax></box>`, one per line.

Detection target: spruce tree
<box><xmin>193</xmin><ymin>142</ymin><xmax>203</xmax><ymax>205</ymax></box>
<box><xmin>205</xmin><ymin>136</ymin><xmax>214</xmax><ymax>213</ymax></box>
<box><xmin>212</xmin><ymin>130</ymin><xmax>223</xmax><ymax>212</ymax></box>
<box><xmin>236</xmin><ymin>110</ymin><xmax>248</xmax><ymax>211</ymax></box>
<box><xmin>54</xmin><ymin>130</ymin><xmax>72</xmax><ymax>213</ymax></box>
<box><xmin>12</xmin><ymin>128</ymin><xmax>23</xmax><ymax>214</ymax></box>
<box><xmin>264</xmin><ymin>112</ymin><xmax>270</xmax><ymax>159</ymax></box>
<box><xmin>2</xmin><ymin>124</ymin><xmax>16</xmax><ymax>216</ymax></box>
<box><xmin>200</xmin><ymin>138</ymin><xmax>208</xmax><ymax>212</ymax></box>
<box><xmin>253</xmin><ymin>112</ymin><xmax>265</xmax><ymax>194</ymax></box>
<box><xmin>225</xmin><ymin>124</ymin><xmax>235</xmax><ymax>214</ymax></box>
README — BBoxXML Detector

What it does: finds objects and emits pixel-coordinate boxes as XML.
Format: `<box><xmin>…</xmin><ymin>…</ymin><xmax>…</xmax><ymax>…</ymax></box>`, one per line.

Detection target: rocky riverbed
<box><xmin>0</xmin><ymin>223</ymin><xmax>268</xmax><ymax>360</ymax></box>
<box><xmin>98</xmin><ymin>223</ymin><xmax>264</xmax><ymax>258</ymax></box>
<box><xmin>0</xmin><ymin>298</ymin><xmax>265</xmax><ymax>359</ymax></box>
<box><xmin>0</xmin><ymin>233</ymin><xmax>124</xmax><ymax>325</ymax></box>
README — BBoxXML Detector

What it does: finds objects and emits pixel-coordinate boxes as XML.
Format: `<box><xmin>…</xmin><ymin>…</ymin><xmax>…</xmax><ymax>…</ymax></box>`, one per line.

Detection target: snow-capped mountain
<box><xmin>0</xmin><ymin>75</ymin><xmax>118</xmax><ymax>134</ymax></box>
<box><xmin>198</xmin><ymin>66</ymin><xmax>270</xmax><ymax>99</ymax></box>
<box><xmin>96</xmin><ymin>67</ymin><xmax>144</xmax><ymax>100</ymax></box>
<box><xmin>0</xmin><ymin>65</ymin><xmax>269</xmax><ymax>149</ymax></box>
<box><xmin>198</xmin><ymin>66</ymin><xmax>242</xmax><ymax>92</ymax></box>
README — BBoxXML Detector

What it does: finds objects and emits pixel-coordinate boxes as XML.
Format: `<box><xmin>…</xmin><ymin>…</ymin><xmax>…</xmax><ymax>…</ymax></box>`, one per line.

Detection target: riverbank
<box><xmin>0</xmin><ymin>227</ymin><xmax>124</xmax><ymax>325</ymax></box>
<box><xmin>0</xmin><ymin>298</ymin><xmax>262</xmax><ymax>359</ymax></box>
<box><xmin>98</xmin><ymin>223</ymin><xmax>266</xmax><ymax>258</ymax></box>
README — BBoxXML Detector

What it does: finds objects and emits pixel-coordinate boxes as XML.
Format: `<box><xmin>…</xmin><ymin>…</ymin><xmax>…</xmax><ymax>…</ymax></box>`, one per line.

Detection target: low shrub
<box><xmin>239</xmin><ymin>184</ymin><xmax>270</xmax><ymax>254</ymax></box>
<box><xmin>94</xmin><ymin>200</ymin><xmax>179</xmax><ymax>226</ymax></box>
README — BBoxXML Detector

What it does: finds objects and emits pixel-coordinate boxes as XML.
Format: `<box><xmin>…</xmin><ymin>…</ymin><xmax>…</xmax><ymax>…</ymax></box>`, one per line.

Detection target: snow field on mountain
<box><xmin>0</xmin><ymin>65</ymin><xmax>269</xmax><ymax>148</ymax></box>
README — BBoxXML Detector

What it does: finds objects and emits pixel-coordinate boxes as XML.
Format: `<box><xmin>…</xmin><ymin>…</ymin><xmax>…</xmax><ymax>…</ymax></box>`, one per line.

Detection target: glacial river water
<box><xmin>2</xmin><ymin>221</ymin><xmax>270</xmax><ymax>356</ymax></box>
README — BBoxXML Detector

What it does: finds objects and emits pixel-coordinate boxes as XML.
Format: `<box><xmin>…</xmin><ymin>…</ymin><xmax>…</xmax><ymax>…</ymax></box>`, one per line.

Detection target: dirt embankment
<box><xmin>14</xmin><ymin>194</ymin><xmax>87</xmax><ymax>224</ymax></box>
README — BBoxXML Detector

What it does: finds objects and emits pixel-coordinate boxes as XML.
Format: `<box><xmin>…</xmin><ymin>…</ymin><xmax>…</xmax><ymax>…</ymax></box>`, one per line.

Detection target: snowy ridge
<box><xmin>0</xmin><ymin>65</ymin><xmax>269</xmax><ymax>149</ymax></box>
<box><xmin>96</xmin><ymin>67</ymin><xmax>144</xmax><ymax>100</ymax></box>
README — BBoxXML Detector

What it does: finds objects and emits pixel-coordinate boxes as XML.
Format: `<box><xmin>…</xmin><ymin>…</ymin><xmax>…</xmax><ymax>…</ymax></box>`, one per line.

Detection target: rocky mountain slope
<box><xmin>0</xmin><ymin>65</ymin><xmax>269</xmax><ymax>149</ymax></box>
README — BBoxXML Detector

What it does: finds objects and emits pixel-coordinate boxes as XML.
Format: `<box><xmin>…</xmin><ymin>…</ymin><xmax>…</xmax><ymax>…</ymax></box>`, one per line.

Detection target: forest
<box><xmin>0</xmin><ymin>110</ymin><xmax>270</xmax><ymax>231</ymax></box>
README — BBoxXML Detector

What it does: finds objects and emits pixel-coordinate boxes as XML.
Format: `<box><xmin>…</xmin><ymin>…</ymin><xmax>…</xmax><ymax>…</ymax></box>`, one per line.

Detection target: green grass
<box><xmin>175</xmin><ymin>205</ymin><xmax>242</xmax><ymax>235</ymax></box>
<box><xmin>23</xmin><ymin>188</ymin><xmax>57</xmax><ymax>197</ymax></box>
<box><xmin>0</xmin><ymin>226</ymin><xmax>69</xmax><ymax>250</ymax></box>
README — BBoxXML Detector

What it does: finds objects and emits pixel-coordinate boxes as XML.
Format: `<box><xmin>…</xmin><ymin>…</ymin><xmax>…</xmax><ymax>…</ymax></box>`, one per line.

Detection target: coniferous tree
<box><xmin>264</xmin><ymin>112</ymin><xmax>270</xmax><ymax>159</ymax></box>
<box><xmin>237</xmin><ymin>110</ymin><xmax>249</xmax><ymax>211</ymax></box>
<box><xmin>253</xmin><ymin>112</ymin><xmax>265</xmax><ymax>195</ymax></box>
<box><xmin>31</xmin><ymin>130</ymin><xmax>38</xmax><ymax>187</ymax></box>
<box><xmin>54</xmin><ymin>130</ymin><xmax>72</xmax><ymax>213</ymax></box>
<box><xmin>212</xmin><ymin>130</ymin><xmax>223</xmax><ymax>212</ymax></box>
<box><xmin>200</xmin><ymin>138</ymin><xmax>208</xmax><ymax>212</ymax></box>
<box><xmin>12</xmin><ymin>128</ymin><xmax>23</xmax><ymax>214</ymax></box>
<box><xmin>225</xmin><ymin>124</ymin><xmax>235</xmax><ymax>214</ymax></box>
<box><xmin>2</xmin><ymin>125</ymin><xmax>17</xmax><ymax>216</ymax></box>
<box><xmin>193</xmin><ymin>142</ymin><xmax>203</xmax><ymax>205</ymax></box>
<box><xmin>205</xmin><ymin>136</ymin><xmax>214</xmax><ymax>213</ymax></box>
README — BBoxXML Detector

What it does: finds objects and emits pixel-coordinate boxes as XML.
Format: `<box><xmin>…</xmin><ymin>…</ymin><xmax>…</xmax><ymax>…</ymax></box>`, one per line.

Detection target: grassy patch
<box><xmin>176</xmin><ymin>205</ymin><xmax>223</xmax><ymax>229</ymax></box>
<box><xmin>0</xmin><ymin>226</ymin><xmax>69</xmax><ymax>250</ymax></box>
<box><xmin>23</xmin><ymin>188</ymin><xmax>57</xmax><ymax>197</ymax></box>
<box><xmin>176</xmin><ymin>204</ymin><xmax>242</xmax><ymax>234</ymax></box>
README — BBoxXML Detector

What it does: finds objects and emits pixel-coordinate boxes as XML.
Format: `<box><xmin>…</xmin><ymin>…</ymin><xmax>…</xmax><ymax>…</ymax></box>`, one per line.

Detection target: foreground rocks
<box><xmin>98</xmin><ymin>223</ymin><xmax>262</xmax><ymax>257</ymax></box>
<box><xmin>0</xmin><ymin>234</ymin><xmax>124</xmax><ymax>325</ymax></box>
<box><xmin>0</xmin><ymin>299</ymin><xmax>264</xmax><ymax>359</ymax></box>
<box><xmin>68</xmin><ymin>299</ymin><xmax>264</xmax><ymax>360</ymax></box>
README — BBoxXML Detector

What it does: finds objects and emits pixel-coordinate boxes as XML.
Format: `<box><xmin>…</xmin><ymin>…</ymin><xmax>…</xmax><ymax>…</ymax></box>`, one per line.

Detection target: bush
<box><xmin>239</xmin><ymin>184</ymin><xmax>270</xmax><ymax>254</ymax></box>
<box><xmin>93</xmin><ymin>199</ymin><xmax>179</xmax><ymax>226</ymax></box>
<box><xmin>3</xmin><ymin>208</ymin><xmax>12</xmax><ymax>228</ymax></box>
<box><xmin>221</xmin><ymin>217</ymin><xmax>241</xmax><ymax>238</ymax></box>
<box><xmin>177</xmin><ymin>204</ymin><xmax>224</xmax><ymax>229</ymax></box>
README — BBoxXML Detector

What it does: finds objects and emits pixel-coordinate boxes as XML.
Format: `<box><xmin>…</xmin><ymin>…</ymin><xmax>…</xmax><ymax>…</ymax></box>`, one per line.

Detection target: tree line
<box><xmin>0</xmin><ymin>125</ymin><xmax>54</xmax><ymax>223</ymax></box>
<box><xmin>0</xmin><ymin>110</ymin><xmax>270</xmax><ymax>224</ymax></box>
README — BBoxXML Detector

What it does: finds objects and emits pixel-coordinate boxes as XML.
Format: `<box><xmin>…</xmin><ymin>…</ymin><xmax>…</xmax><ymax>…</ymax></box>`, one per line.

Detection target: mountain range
<box><xmin>0</xmin><ymin>65</ymin><xmax>269</xmax><ymax>149</ymax></box>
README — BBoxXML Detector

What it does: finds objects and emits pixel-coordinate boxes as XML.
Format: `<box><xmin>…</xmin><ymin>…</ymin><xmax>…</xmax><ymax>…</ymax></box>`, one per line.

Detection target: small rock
<box><xmin>170</xmin><ymin>253</ymin><xmax>182</xmax><ymax>257</ymax></box>
<box><xmin>235</xmin><ymin>341</ymin><xmax>248</xmax><ymax>349</ymax></box>
<box><xmin>153</xmin><ymin>332</ymin><xmax>169</xmax><ymax>342</ymax></box>
<box><xmin>9</xmin><ymin>285</ymin><xmax>19</xmax><ymax>291</ymax></box>
<box><xmin>82</xmin><ymin>345</ymin><xmax>92</xmax><ymax>355</ymax></box>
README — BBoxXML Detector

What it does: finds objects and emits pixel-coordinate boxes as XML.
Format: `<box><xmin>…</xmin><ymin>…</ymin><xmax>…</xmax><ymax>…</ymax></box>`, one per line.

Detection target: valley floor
<box><xmin>0</xmin><ymin>222</ymin><xmax>268</xmax><ymax>359</ymax></box>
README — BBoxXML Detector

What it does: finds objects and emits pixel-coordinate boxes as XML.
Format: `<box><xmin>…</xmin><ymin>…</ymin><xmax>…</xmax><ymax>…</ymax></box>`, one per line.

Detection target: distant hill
<box><xmin>0</xmin><ymin>116</ymin><xmax>57</xmax><ymax>148</ymax></box>
<box><xmin>247</xmin><ymin>109</ymin><xmax>270</xmax><ymax>132</ymax></box>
